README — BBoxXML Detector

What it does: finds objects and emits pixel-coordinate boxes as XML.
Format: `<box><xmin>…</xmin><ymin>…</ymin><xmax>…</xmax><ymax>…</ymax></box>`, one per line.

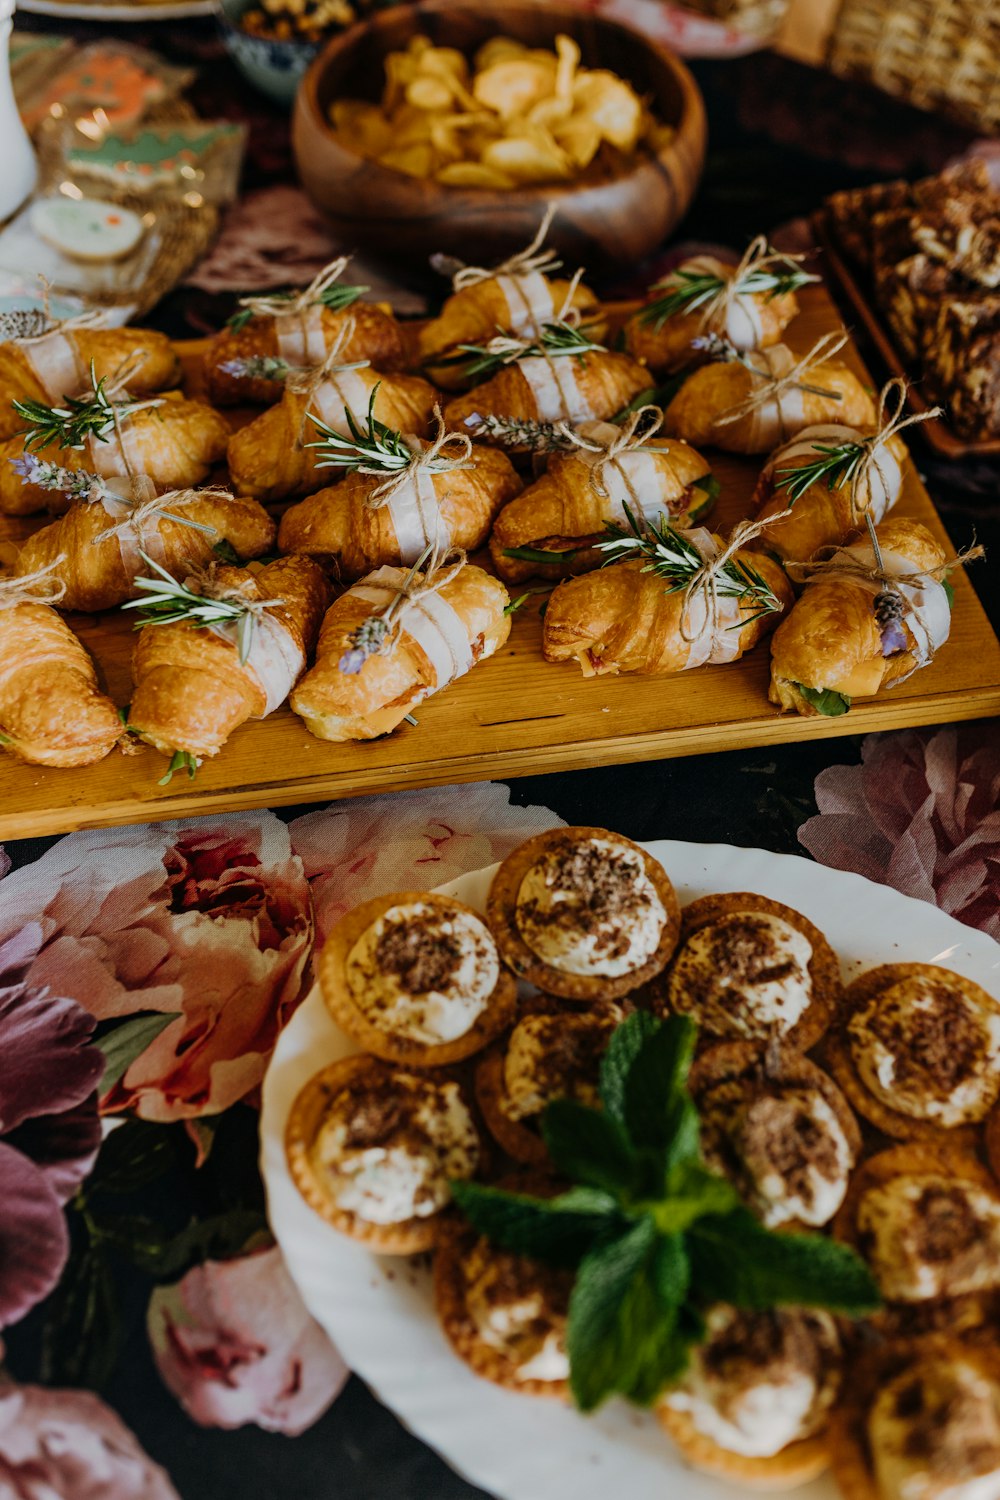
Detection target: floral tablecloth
<box><xmin>2</xmin><ymin>16</ymin><xmax>1000</xmax><ymax>1500</ymax></box>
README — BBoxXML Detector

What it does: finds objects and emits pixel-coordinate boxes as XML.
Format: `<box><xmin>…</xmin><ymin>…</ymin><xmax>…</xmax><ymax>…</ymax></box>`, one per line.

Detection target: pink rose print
<box><xmin>0</xmin><ymin>1380</ymin><xmax>180</xmax><ymax>1500</ymax></box>
<box><xmin>0</xmin><ymin>813</ymin><xmax>312</xmax><ymax>1122</ymax></box>
<box><xmin>799</xmin><ymin>726</ymin><xmax>1000</xmax><ymax>940</ymax></box>
<box><xmin>289</xmin><ymin>781</ymin><xmax>564</xmax><ymax>944</ymax></box>
<box><xmin>147</xmin><ymin>1244</ymin><xmax>348</xmax><ymax>1435</ymax></box>
<box><xmin>0</xmin><ymin>847</ymin><xmax>10</xmax><ymax>880</ymax></box>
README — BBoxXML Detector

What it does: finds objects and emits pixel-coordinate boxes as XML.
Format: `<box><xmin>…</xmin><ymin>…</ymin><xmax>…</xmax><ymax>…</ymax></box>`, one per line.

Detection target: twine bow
<box><xmin>340</xmin><ymin>542</ymin><xmax>468</xmax><ymax>672</ymax></box>
<box><xmin>678</xmin><ymin>509</ymin><xmax>791</xmax><ymax>644</ymax></box>
<box><xmin>286</xmin><ymin>317</ymin><xmax>369</xmax><ymax>441</ymax></box>
<box><xmin>696</xmin><ymin>236</ymin><xmax>815</xmax><ymax>334</ymax></box>
<box><xmin>563</xmin><ymin>406</ymin><xmax>665</xmax><ymax>498</ymax></box>
<box><xmin>234</xmin><ymin>257</ymin><xmax>352</xmax><ymax>322</ymax></box>
<box><xmin>843</xmin><ymin>378</ymin><xmax>943</xmax><ymax>521</ymax></box>
<box><xmin>715</xmin><ymin>331</ymin><xmax>849</xmax><ymax>432</ymax></box>
<box><xmin>0</xmin><ymin>556</ymin><xmax>68</xmax><ymax>610</ymax></box>
<box><xmin>363</xmin><ymin>408</ymin><xmax>474</xmax><ymax>508</ymax></box>
<box><xmin>91</xmin><ymin>479</ymin><xmax>223</xmax><ymax>547</ymax></box>
<box><xmin>786</xmin><ymin>523</ymin><xmax>984</xmax><ymax>593</ymax></box>
<box><xmin>437</xmin><ymin>204</ymin><xmax>561</xmax><ymax>290</ymax></box>
<box><xmin>181</xmin><ymin>563</ymin><xmax>285</xmax><ymax>619</ymax></box>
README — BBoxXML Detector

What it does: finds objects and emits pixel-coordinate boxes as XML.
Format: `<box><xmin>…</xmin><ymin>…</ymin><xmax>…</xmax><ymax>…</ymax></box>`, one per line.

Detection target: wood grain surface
<box><xmin>1</xmin><ymin>283</ymin><xmax>998</xmax><ymax>839</ymax></box>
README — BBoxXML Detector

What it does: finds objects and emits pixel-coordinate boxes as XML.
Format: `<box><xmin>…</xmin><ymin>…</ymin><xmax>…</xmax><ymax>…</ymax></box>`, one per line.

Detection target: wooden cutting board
<box><xmin>2</xmin><ymin>283</ymin><xmax>999</xmax><ymax>840</ymax></box>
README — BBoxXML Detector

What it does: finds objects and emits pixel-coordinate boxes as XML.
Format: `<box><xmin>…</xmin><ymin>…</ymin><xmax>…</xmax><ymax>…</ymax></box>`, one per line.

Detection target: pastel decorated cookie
<box><xmin>29</xmin><ymin>196</ymin><xmax>145</xmax><ymax>263</ymax></box>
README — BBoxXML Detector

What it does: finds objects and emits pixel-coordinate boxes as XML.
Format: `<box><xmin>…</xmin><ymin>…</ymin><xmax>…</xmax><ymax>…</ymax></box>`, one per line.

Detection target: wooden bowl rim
<box><xmin>294</xmin><ymin>0</ymin><xmax>707</xmax><ymax>207</ymax></box>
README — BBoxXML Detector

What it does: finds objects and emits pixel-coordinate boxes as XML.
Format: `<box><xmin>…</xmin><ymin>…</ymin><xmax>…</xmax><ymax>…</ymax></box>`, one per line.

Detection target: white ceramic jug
<box><xmin>0</xmin><ymin>0</ymin><xmax>37</xmax><ymax>223</ymax></box>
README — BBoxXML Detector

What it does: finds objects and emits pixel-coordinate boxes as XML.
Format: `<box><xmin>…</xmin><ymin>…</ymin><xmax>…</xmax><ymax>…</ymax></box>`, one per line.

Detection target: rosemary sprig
<box><xmin>775</xmin><ymin>440</ymin><xmax>866</xmax><ymax>504</ymax></box>
<box><xmin>121</xmin><ymin>553</ymin><xmax>280</xmax><ymax>666</ymax></box>
<box><xmin>598</xmin><ymin>505</ymin><xmax>782</xmax><ymax>626</ymax></box>
<box><xmin>461</xmin><ymin>413</ymin><xmax>580</xmax><ymax>452</ymax></box>
<box><xmin>158</xmin><ymin>749</ymin><xmax>200</xmax><ymax>786</ymax></box>
<box><xmin>218</xmin><ymin>354</ymin><xmax>291</xmax><ymax>383</ymax></box>
<box><xmin>639</xmin><ymin>253</ymin><xmax>815</xmax><ymax>331</ymax></box>
<box><xmin>13</xmin><ymin>364</ymin><xmax>150</xmax><ymax>453</ymax></box>
<box><xmin>440</xmin><ymin>321</ymin><xmax>607</xmax><ymax>381</ymax></box>
<box><xmin>227</xmin><ymin>281</ymin><xmax>369</xmax><ymax>333</ymax></box>
<box><xmin>306</xmin><ymin>384</ymin><xmax>416</xmax><ymax>473</ymax></box>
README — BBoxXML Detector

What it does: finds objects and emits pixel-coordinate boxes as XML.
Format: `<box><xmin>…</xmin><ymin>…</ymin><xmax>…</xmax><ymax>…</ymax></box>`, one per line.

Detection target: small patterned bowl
<box><xmin>217</xmin><ymin>0</ymin><xmax>321</xmax><ymax>109</ymax></box>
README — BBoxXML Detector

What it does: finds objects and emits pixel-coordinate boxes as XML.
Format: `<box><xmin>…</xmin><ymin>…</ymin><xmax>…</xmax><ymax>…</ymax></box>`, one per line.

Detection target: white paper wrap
<box><xmin>20</xmin><ymin>330</ymin><xmax>85</xmax><ymax>401</ymax></box>
<box><xmin>839</xmin><ymin>542</ymin><xmax>952</xmax><ymax>668</ymax></box>
<box><xmin>575</xmin><ymin>426</ymin><xmax>679</xmax><ymax>524</ymax></box>
<box><xmin>684</xmin><ymin>255</ymin><xmax>763</xmax><ymax>349</ymax></box>
<box><xmin>519</xmin><ymin>355</ymin><xmax>593</xmax><ymax>424</ymax></box>
<box><xmin>679</xmin><ymin>528</ymin><xmax>745</xmax><ymax>671</ymax></box>
<box><xmin>210</xmin><ymin>612</ymin><xmax>305</xmax><ymax>717</ymax></box>
<box><xmin>740</xmin><ymin>346</ymin><xmax>806</xmax><ymax>449</ymax></box>
<box><xmin>385</xmin><ymin>468</ymin><xmax>451</xmax><ymax>565</ymax></box>
<box><xmin>98</xmin><ymin>475</ymin><xmax>166</xmax><ymax>579</ymax></box>
<box><xmin>276</xmin><ymin>305</ymin><xmax>330</xmax><ymax>368</ymax></box>
<box><xmin>495</xmin><ymin>273</ymin><xmax>555</xmax><ymax>339</ymax></box>
<box><xmin>86</xmin><ymin>424</ymin><xmax>145</xmax><ymax>482</ymax></box>
<box><xmin>765</xmin><ymin>423</ymin><xmax>903</xmax><ymax>518</ymax></box>
<box><xmin>352</xmin><ymin>565</ymin><xmax>473</xmax><ymax>690</ymax></box>
<box><xmin>312</xmin><ymin>369</ymin><xmax>372</xmax><ymax>437</ymax></box>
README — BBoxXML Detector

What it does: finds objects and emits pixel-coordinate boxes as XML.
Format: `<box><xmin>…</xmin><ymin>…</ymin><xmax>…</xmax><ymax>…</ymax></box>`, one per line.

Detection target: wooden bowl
<box><xmin>292</xmin><ymin>0</ymin><xmax>707</xmax><ymax>279</ymax></box>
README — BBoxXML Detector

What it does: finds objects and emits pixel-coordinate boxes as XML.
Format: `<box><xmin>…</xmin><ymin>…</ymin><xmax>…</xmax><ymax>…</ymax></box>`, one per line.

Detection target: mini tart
<box><xmin>486</xmin><ymin>827</ymin><xmax>680</xmax><ymax>1002</ymax></box>
<box><xmin>824</xmin><ymin>964</ymin><xmax>1000</xmax><ymax>1144</ymax></box>
<box><xmin>285</xmin><ymin>1053</ymin><xmax>483</xmax><ymax>1253</ymax></box>
<box><xmin>657</xmin><ymin>1306</ymin><xmax>842</xmax><ymax>1490</ymax></box>
<box><xmin>475</xmin><ymin>996</ymin><xmax>624</xmax><ymax>1165</ymax></box>
<box><xmin>318</xmin><ymin>890</ymin><xmax>517</xmax><ymax>1067</ymax></box>
<box><xmin>829</xmin><ymin>1335</ymin><xmax>1000</xmax><ymax>1500</ymax></box>
<box><xmin>833</xmin><ymin>1141</ymin><xmax>1000</xmax><ymax>1330</ymax></box>
<box><xmin>434</xmin><ymin>1180</ymin><xmax>572</xmax><ymax>1399</ymax></box>
<box><xmin>663</xmin><ymin>892</ymin><xmax>840</xmax><ymax>1051</ymax></box>
<box><xmin>688</xmin><ymin>1041</ymin><xmax>861</xmax><ymax>1228</ymax></box>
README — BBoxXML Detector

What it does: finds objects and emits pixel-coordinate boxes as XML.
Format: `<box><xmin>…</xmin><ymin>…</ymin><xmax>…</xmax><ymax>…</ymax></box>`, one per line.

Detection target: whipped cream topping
<box><xmin>501</xmin><ymin>1008</ymin><xmax>621</xmax><ymax>1122</ymax></box>
<box><xmin>702</xmin><ymin>1083</ymin><xmax>852</xmax><ymax>1227</ymax></box>
<box><xmin>870</xmin><ymin>1358</ymin><xmax>1000</xmax><ymax>1500</ymax></box>
<box><xmin>346</xmin><ymin>900</ymin><xmax>500</xmax><ymax>1045</ymax></box>
<box><xmin>464</xmin><ymin>1241</ymin><xmax>571</xmax><ymax>1383</ymax></box>
<box><xmin>311</xmin><ymin>1071</ymin><xmax>479</xmax><ymax>1223</ymax></box>
<box><xmin>514</xmin><ymin>837</ymin><xmax>666</xmax><ymax>979</ymax></box>
<box><xmin>847</xmin><ymin>973</ymin><xmax>1000</xmax><ymax>1125</ymax></box>
<box><xmin>857</xmin><ymin>1174</ymin><xmax>1000</xmax><ymax>1302</ymax></box>
<box><xmin>669</xmin><ymin>912</ymin><xmax>814</xmax><ymax>1040</ymax></box>
<box><xmin>663</xmin><ymin>1306</ymin><xmax>840</xmax><ymax>1457</ymax></box>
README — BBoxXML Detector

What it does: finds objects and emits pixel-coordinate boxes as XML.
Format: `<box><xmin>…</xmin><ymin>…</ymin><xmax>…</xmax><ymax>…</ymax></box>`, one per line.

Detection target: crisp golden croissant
<box><xmin>14</xmin><ymin>486</ymin><xmax>277</xmax><ymax>611</ymax></box>
<box><xmin>663</xmin><ymin>344</ymin><xmax>876</xmax><ymax>454</ymax></box>
<box><xmin>543</xmin><ymin>546</ymin><xmax>793</xmax><ymax>676</ymax></box>
<box><xmin>489</xmin><ymin>426</ymin><xmax>716</xmax><ymax>585</ymax></box>
<box><xmin>751</xmin><ymin>424</ymin><xmax>909</xmax><ymax>564</ymax></box>
<box><xmin>278</xmin><ymin>445</ymin><xmax>521</xmax><ymax>581</ymax></box>
<box><xmin>128</xmin><ymin>556</ymin><xmax>331</xmax><ymax>761</ymax></box>
<box><xmin>1</xmin><ymin>392</ymin><xmax>230</xmax><ymax>516</ymax></box>
<box><xmin>0</xmin><ymin>326</ymin><xmax>181</xmax><ymax>441</ymax></box>
<box><xmin>0</xmin><ymin>598</ymin><xmax>121</xmax><ymax>766</ymax></box>
<box><xmin>769</xmin><ymin>517</ymin><xmax>950</xmax><ymax>715</ymax></box>
<box><xmin>625</xmin><ymin>255</ymin><xmax>800</xmax><ymax>375</ymax></box>
<box><xmin>290</xmin><ymin>561</ymin><xmax>510</xmax><ymax>741</ymax></box>
<box><xmin>227</xmin><ymin>368</ymin><xmax>437</xmax><ymax>502</ymax></box>
<box><xmin>418</xmin><ymin>272</ymin><xmax>603</xmax><ymax>389</ymax></box>
<box><xmin>442</xmin><ymin>352</ymin><xmax>650</xmax><ymax>446</ymax></box>
<box><xmin>203</xmin><ymin>302</ymin><xmax>410</xmax><ymax>406</ymax></box>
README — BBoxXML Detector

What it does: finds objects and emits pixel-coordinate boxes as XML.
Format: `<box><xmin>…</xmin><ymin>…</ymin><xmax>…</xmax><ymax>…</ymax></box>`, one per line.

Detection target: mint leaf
<box><xmin>797</xmin><ymin>683</ymin><xmax>851</xmax><ymax>716</ymax></box>
<box><xmin>652</xmin><ymin>1162</ymin><xmax>740</xmax><ymax>1234</ymax></box>
<box><xmin>651</xmin><ymin>1232</ymin><xmax>690</xmax><ymax>1306</ymax></box>
<box><xmin>96</xmin><ymin>1012</ymin><xmax>181</xmax><ymax>1096</ymax></box>
<box><xmin>541</xmin><ymin>1099</ymin><xmax>636</xmax><ymax>1195</ymax></box>
<box><xmin>943</xmin><ymin>578</ymin><xmax>955</xmax><ymax>610</ymax></box>
<box><xmin>600</xmin><ymin>1013</ymin><xmax>697</xmax><ymax>1153</ymax></box>
<box><xmin>687</xmin><ymin>1207</ymin><xmax>881</xmax><ymax>1314</ymax></box>
<box><xmin>550</xmin><ymin>1186</ymin><xmax>620</xmax><ymax>1216</ymax></box>
<box><xmin>450</xmin><ymin>1181</ymin><xmax>623</xmax><ymax>1268</ymax></box>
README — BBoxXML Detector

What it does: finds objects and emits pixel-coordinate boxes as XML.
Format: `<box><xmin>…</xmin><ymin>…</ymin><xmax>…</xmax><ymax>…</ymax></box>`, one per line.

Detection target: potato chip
<box><xmin>572</xmin><ymin>71</ymin><xmax>643</xmax><ymax>152</ymax></box>
<box><xmin>553</xmin><ymin>33</ymin><xmax>580</xmax><ymax>103</ymax></box>
<box><xmin>526</xmin><ymin>94</ymin><xmax>573</xmax><ymax>130</ymax></box>
<box><xmin>435</xmin><ymin>161</ymin><xmax>517</xmax><ymax>189</ymax></box>
<box><xmin>554</xmin><ymin>114</ymin><xmax>601</xmax><ymax>169</ymax></box>
<box><xmin>473</xmin><ymin>37</ymin><xmax>527</xmax><ymax>71</ymax></box>
<box><xmin>406</xmin><ymin>76</ymin><xmax>455</xmax><ymax>111</ymax></box>
<box><xmin>473</xmin><ymin>58</ymin><xmax>556</xmax><ymax>119</ymax></box>
<box><xmin>380</xmin><ymin>142</ymin><xmax>437</xmax><ymax>178</ymax></box>
<box><xmin>482</xmin><ymin>131</ymin><xmax>572</xmax><ymax>184</ymax></box>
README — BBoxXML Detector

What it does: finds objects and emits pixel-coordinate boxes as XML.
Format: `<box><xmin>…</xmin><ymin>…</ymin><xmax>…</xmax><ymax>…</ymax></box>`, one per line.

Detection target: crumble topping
<box><xmin>514</xmin><ymin>836</ymin><xmax>667</xmax><ymax>979</ymax></box>
<box><xmin>346</xmin><ymin>900</ymin><xmax>500</xmax><ymax>1045</ymax></box>
<box><xmin>668</xmin><ymin>912</ymin><xmax>814</xmax><ymax>1040</ymax></box>
<box><xmin>463</xmin><ymin>1238</ymin><xmax>572</xmax><ymax>1383</ymax></box>
<box><xmin>501</xmin><ymin>1007</ymin><xmax>622</xmax><ymax>1123</ymax></box>
<box><xmin>870</xmin><ymin>1357</ymin><xmax>1000</xmax><ymax>1500</ymax></box>
<box><xmin>856</xmin><ymin>1174</ymin><xmax>1000</xmax><ymax>1302</ymax></box>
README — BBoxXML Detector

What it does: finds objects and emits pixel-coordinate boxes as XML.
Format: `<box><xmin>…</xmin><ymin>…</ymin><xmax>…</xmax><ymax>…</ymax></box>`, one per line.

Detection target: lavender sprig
<box><xmin>219</xmin><ymin>355</ymin><xmax>291</xmax><ymax>384</ymax></box>
<box><xmin>9</xmin><ymin>452</ymin><xmax>103</xmax><ymax>501</ymax></box>
<box><xmin>461</xmin><ymin>413</ymin><xmax>579</xmax><ymax>451</ymax></box>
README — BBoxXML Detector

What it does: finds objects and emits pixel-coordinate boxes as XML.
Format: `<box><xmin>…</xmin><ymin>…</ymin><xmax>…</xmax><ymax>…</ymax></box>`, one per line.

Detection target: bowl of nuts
<box><xmin>218</xmin><ymin>0</ymin><xmax>383</xmax><ymax>108</ymax></box>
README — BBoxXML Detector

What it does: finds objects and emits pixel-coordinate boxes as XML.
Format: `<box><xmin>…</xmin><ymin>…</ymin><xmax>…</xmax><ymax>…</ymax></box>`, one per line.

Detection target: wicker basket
<box><xmin>676</xmin><ymin>0</ymin><xmax>791</xmax><ymax>41</ymax></box>
<box><xmin>827</xmin><ymin>0</ymin><xmax>1000</xmax><ymax>134</ymax></box>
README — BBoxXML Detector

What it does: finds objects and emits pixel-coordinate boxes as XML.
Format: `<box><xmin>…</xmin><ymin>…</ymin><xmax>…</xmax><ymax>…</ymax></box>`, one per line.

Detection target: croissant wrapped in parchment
<box><xmin>202</xmin><ymin>260</ymin><xmax>409</xmax><ymax>406</ymax></box>
<box><xmin>663</xmin><ymin>337</ymin><xmax>876</xmax><ymax>455</ymax></box>
<box><xmin>0</xmin><ymin>318</ymin><xmax>180</xmax><ymax>441</ymax></box>
<box><xmin>290</xmin><ymin>559</ymin><xmax>510</xmax><ymax>741</ymax></box>
<box><xmin>14</xmin><ymin>473</ymin><xmax>276</xmax><ymax>612</ymax></box>
<box><xmin>227</xmin><ymin>364</ymin><xmax>437</xmax><ymax>503</ymax></box>
<box><xmin>0</xmin><ymin>567</ymin><xmax>121</xmax><ymax>766</ymax></box>
<box><xmin>278</xmin><ymin>427</ymin><xmax>521</xmax><ymax>582</ymax></box>
<box><xmin>127</xmin><ymin>555</ymin><xmax>331</xmax><ymax>763</ymax></box>
<box><xmin>543</xmin><ymin>524</ymin><xmax>793</xmax><ymax>677</ymax></box>
<box><xmin>769</xmin><ymin>517</ymin><xmax>953</xmax><ymax>716</ymax></box>
<box><xmin>1</xmin><ymin>390</ymin><xmax>230</xmax><ymax>516</ymax></box>
<box><xmin>489</xmin><ymin>417</ymin><xmax>716</xmax><ymax>585</ymax></box>
<box><xmin>624</xmin><ymin>241</ymin><xmax>810</xmax><ymax>375</ymax></box>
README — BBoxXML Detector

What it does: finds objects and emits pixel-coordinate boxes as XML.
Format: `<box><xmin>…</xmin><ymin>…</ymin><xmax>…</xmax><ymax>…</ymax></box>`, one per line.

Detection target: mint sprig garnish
<box><xmin>452</xmin><ymin>1012</ymin><xmax>879</xmax><ymax>1413</ymax></box>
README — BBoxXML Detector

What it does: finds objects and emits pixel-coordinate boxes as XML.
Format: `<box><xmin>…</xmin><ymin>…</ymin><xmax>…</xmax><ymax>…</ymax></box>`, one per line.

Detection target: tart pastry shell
<box><xmin>656</xmin><ymin>1403</ymin><xmax>831</xmax><ymax>1490</ymax></box>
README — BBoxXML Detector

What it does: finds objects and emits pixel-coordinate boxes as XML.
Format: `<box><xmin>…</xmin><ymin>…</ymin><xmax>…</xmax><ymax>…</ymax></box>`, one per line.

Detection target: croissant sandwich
<box><xmin>489</xmin><ymin>416</ymin><xmax>717</xmax><ymax>585</ymax></box>
<box><xmin>769</xmin><ymin>517</ymin><xmax>955</xmax><ymax>716</ymax></box>
<box><xmin>543</xmin><ymin>522</ymin><xmax>793</xmax><ymax>677</ymax></box>
<box><xmin>202</xmin><ymin>259</ymin><xmax>409</xmax><ymax>406</ymax></box>
<box><xmin>290</xmin><ymin>558</ymin><xmax>510</xmax><ymax>741</ymax></box>
<box><xmin>663</xmin><ymin>336</ymin><xmax>876</xmax><ymax>455</ymax></box>
<box><xmin>2</xmin><ymin>385</ymin><xmax>229</xmax><ymax>516</ymax></box>
<box><xmin>0</xmin><ymin>565</ymin><xmax>122</xmax><ymax>767</ymax></box>
<box><xmin>278</xmin><ymin>417</ymin><xmax>521</xmax><ymax>581</ymax></box>
<box><xmin>0</xmin><ymin>315</ymin><xmax>180</xmax><ymax>441</ymax></box>
<box><xmin>624</xmin><ymin>240</ymin><xmax>812</xmax><ymax>375</ymax></box>
<box><xmin>227</xmin><ymin>363</ymin><xmax>437</xmax><ymax>503</ymax></box>
<box><xmin>13</xmin><ymin>473</ymin><xmax>276</xmax><ymax>612</ymax></box>
<box><xmin>125</xmin><ymin>555</ymin><xmax>331</xmax><ymax>766</ymax></box>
